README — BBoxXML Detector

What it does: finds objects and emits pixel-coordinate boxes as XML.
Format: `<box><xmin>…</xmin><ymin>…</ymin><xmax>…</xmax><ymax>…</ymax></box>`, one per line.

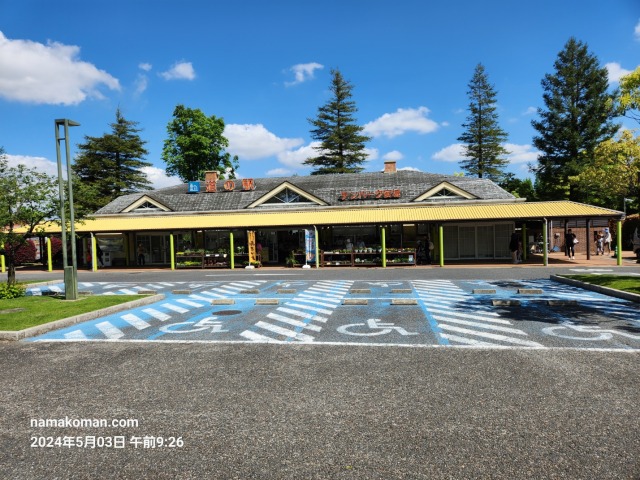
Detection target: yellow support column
<box><xmin>0</xmin><ymin>254</ymin><xmax>4</xmax><ymax>273</ymax></box>
<box><xmin>522</xmin><ymin>224</ymin><xmax>527</xmax><ymax>261</ymax></box>
<box><xmin>229</xmin><ymin>232</ymin><xmax>235</xmax><ymax>269</ymax></box>
<box><xmin>170</xmin><ymin>234</ymin><xmax>175</xmax><ymax>270</ymax></box>
<box><xmin>47</xmin><ymin>238</ymin><xmax>53</xmax><ymax>272</ymax></box>
<box><xmin>381</xmin><ymin>227</ymin><xmax>386</xmax><ymax>268</ymax></box>
<box><xmin>91</xmin><ymin>235</ymin><xmax>98</xmax><ymax>271</ymax></box>
<box><xmin>315</xmin><ymin>227</ymin><xmax>320</xmax><ymax>269</ymax></box>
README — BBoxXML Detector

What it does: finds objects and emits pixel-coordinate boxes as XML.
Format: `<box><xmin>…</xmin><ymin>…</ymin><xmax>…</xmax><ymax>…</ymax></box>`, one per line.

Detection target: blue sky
<box><xmin>1</xmin><ymin>0</ymin><xmax>639</xmax><ymax>189</ymax></box>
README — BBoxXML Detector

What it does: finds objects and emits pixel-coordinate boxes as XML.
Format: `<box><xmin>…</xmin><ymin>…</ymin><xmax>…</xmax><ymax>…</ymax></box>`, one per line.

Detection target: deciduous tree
<box><xmin>569</xmin><ymin>129</ymin><xmax>640</xmax><ymax>211</ymax></box>
<box><xmin>305</xmin><ymin>69</ymin><xmax>370</xmax><ymax>175</ymax></box>
<box><xmin>162</xmin><ymin>105</ymin><xmax>238</xmax><ymax>182</ymax></box>
<box><xmin>618</xmin><ymin>66</ymin><xmax>640</xmax><ymax>125</ymax></box>
<box><xmin>0</xmin><ymin>151</ymin><xmax>60</xmax><ymax>285</ymax></box>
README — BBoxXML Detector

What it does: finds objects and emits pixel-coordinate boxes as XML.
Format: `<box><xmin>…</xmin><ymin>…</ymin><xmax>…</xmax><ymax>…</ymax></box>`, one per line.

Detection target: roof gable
<box><xmin>413</xmin><ymin>181</ymin><xmax>478</xmax><ymax>202</ymax></box>
<box><xmin>122</xmin><ymin>195</ymin><xmax>172</xmax><ymax>213</ymax></box>
<box><xmin>247</xmin><ymin>181</ymin><xmax>329</xmax><ymax>208</ymax></box>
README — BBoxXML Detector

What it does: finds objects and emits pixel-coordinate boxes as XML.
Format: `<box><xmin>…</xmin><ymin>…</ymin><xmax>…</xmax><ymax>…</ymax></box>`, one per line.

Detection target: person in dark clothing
<box><xmin>97</xmin><ymin>244</ymin><xmax>104</xmax><ymax>267</ymax></box>
<box><xmin>565</xmin><ymin>229</ymin><xmax>577</xmax><ymax>260</ymax></box>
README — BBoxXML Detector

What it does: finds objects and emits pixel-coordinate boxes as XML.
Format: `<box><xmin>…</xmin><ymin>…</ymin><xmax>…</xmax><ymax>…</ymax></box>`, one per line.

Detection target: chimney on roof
<box><xmin>384</xmin><ymin>160</ymin><xmax>397</xmax><ymax>174</ymax></box>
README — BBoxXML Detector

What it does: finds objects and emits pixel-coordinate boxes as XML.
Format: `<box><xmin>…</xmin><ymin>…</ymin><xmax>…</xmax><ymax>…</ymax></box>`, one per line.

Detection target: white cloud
<box><xmin>0</xmin><ymin>31</ymin><xmax>120</xmax><ymax>105</ymax></box>
<box><xmin>635</xmin><ymin>19</ymin><xmax>640</xmax><ymax>40</ymax></box>
<box><xmin>441</xmin><ymin>121</ymin><xmax>450</xmax><ymax>127</ymax></box>
<box><xmin>225</xmin><ymin>124</ymin><xmax>304</xmax><ymax>160</ymax></box>
<box><xmin>523</xmin><ymin>106</ymin><xmax>537</xmax><ymax>116</ymax></box>
<box><xmin>139</xmin><ymin>63</ymin><xmax>152</xmax><ymax>72</ymax></box>
<box><xmin>432</xmin><ymin>143</ymin><xmax>540</xmax><ymax>165</ymax></box>
<box><xmin>285</xmin><ymin>62</ymin><xmax>323</xmax><ymax>86</ymax></box>
<box><xmin>383</xmin><ymin>150</ymin><xmax>404</xmax><ymax>161</ymax></box>
<box><xmin>504</xmin><ymin>143</ymin><xmax>540</xmax><ymax>164</ymax></box>
<box><xmin>605</xmin><ymin>62</ymin><xmax>632</xmax><ymax>83</ymax></box>
<box><xmin>363</xmin><ymin>106</ymin><xmax>439</xmax><ymax>138</ymax></box>
<box><xmin>5</xmin><ymin>154</ymin><xmax>62</xmax><ymax>177</ymax></box>
<box><xmin>160</xmin><ymin>61</ymin><xmax>195</xmax><ymax>80</ymax></box>
<box><xmin>432</xmin><ymin>143</ymin><xmax>465</xmax><ymax>162</ymax></box>
<box><xmin>276</xmin><ymin>142</ymin><xmax>320</xmax><ymax>169</ymax></box>
<box><xmin>398</xmin><ymin>166</ymin><xmax>421</xmax><ymax>172</ymax></box>
<box><xmin>140</xmin><ymin>166</ymin><xmax>181</xmax><ymax>190</ymax></box>
<box><xmin>266</xmin><ymin>168</ymin><xmax>293</xmax><ymax>177</ymax></box>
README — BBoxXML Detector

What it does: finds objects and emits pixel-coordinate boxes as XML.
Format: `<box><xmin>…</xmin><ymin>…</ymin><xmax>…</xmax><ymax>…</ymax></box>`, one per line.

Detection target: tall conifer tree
<box><xmin>531</xmin><ymin>38</ymin><xmax>618</xmax><ymax>201</ymax></box>
<box><xmin>457</xmin><ymin>63</ymin><xmax>509</xmax><ymax>181</ymax></box>
<box><xmin>305</xmin><ymin>69</ymin><xmax>370</xmax><ymax>175</ymax></box>
<box><xmin>73</xmin><ymin>108</ymin><xmax>151</xmax><ymax>212</ymax></box>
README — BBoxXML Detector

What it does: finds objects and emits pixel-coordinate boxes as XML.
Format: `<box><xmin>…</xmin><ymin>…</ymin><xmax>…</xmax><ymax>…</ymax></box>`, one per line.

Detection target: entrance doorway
<box><xmin>136</xmin><ymin>234</ymin><xmax>170</xmax><ymax>265</ymax></box>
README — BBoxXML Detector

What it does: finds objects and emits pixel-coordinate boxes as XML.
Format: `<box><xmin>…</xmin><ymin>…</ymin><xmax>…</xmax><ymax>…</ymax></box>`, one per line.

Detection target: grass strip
<box><xmin>564</xmin><ymin>275</ymin><xmax>640</xmax><ymax>295</ymax></box>
<box><xmin>0</xmin><ymin>295</ymin><xmax>143</xmax><ymax>331</ymax></box>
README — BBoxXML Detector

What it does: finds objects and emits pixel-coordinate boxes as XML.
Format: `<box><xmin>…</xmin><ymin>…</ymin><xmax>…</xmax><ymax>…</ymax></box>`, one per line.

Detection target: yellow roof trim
<box><xmin>26</xmin><ymin>201</ymin><xmax>622</xmax><ymax>234</ymax></box>
<box><xmin>414</xmin><ymin>181</ymin><xmax>477</xmax><ymax>201</ymax></box>
<box><xmin>246</xmin><ymin>181</ymin><xmax>328</xmax><ymax>208</ymax></box>
<box><xmin>122</xmin><ymin>195</ymin><xmax>171</xmax><ymax>213</ymax></box>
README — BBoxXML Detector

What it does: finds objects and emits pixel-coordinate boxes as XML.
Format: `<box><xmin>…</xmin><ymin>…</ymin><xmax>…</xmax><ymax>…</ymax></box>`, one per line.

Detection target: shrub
<box><xmin>0</xmin><ymin>283</ymin><xmax>26</xmax><ymax>299</ymax></box>
<box><xmin>3</xmin><ymin>240</ymin><xmax>37</xmax><ymax>265</ymax></box>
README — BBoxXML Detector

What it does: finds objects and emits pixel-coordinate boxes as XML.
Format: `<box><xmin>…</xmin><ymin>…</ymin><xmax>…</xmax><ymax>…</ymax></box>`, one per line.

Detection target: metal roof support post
<box><xmin>586</xmin><ymin>219</ymin><xmax>591</xmax><ymax>260</ymax></box>
<box><xmin>46</xmin><ymin>238</ymin><xmax>52</xmax><ymax>272</ymax></box>
<box><xmin>169</xmin><ymin>234</ymin><xmax>175</xmax><ymax>270</ymax></box>
<box><xmin>381</xmin><ymin>227</ymin><xmax>386</xmax><ymax>268</ymax></box>
<box><xmin>543</xmin><ymin>219</ymin><xmax>548</xmax><ymax>266</ymax></box>
<box><xmin>91</xmin><ymin>234</ymin><xmax>97</xmax><ymax>272</ymax></box>
<box><xmin>229</xmin><ymin>232</ymin><xmax>235</xmax><ymax>269</ymax></box>
<box><xmin>314</xmin><ymin>226</ymin><xmax>320</xmax><ymax>269</ymax></box>
<box><xmin>439</xmin><ymin>224</ymin><xmax>444</xmax><ymax>267</ymax></box>
<box><xmin>616</xmin><ymin>220</ymin><xmax>622</xmax><ymax>266</ymax></box>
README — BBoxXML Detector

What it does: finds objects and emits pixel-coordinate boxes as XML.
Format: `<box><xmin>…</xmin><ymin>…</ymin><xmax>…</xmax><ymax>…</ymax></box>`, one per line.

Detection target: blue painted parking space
<box><xmin>26</xmin><ymin>279</ymin><xmax>639</xmax><ymax>349</ymax></box>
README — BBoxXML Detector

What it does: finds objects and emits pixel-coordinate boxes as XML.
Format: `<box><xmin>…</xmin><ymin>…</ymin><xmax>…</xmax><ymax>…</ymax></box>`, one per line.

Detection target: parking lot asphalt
<box><xmin>4</xmin><ymin>264</ymin><xmax>640</xmax><ymax>478</ymax></box>
<box><xmin>1</xmin><ymin>342</ymin><xmax>638</xmax><ymax>479</ymax></box>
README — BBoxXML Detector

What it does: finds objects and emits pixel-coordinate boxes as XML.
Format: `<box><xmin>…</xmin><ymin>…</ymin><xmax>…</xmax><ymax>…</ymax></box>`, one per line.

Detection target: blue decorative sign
<box><xmin>188</xmin><ymin>181</ymin><xmax>200</xmax><ymax>193</ymax></box>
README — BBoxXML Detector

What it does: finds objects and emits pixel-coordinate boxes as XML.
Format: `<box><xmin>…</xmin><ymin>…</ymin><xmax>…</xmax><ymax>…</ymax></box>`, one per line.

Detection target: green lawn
<box><xmin>0</xmin><ymin>295</ymin><xmax>144</xmax><ymax>331</ymax></box>
<box><xmin>564</xmin><ymin>275</ymin><xmax>640</xmax><ymax>295</ymax></box>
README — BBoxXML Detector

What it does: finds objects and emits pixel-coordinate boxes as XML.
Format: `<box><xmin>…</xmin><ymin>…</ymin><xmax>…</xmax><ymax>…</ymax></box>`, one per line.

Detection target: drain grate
<box><xmin>212</xmin><ymin>310</ymin><xmax>242</xmax><ymax>316</ymax></box>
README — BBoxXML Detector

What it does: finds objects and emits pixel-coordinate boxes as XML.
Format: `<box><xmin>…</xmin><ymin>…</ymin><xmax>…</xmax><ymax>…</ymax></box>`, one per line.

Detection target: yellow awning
<box><xmin>28</xmin><ymin>200</ymin><xmax>622</xmax><ymax>234</ymax></box>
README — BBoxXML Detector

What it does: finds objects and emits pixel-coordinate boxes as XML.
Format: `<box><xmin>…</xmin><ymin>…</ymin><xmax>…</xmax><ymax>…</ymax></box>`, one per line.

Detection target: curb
<box><xmin>0</xmin><ymin>294</ymin><xmax>165</xmax><ymax>341</ymax></box>
<box><xmin>550</xmin><ymin>275</ymin><xmax>640</xmax><ymax>303</ymax></box>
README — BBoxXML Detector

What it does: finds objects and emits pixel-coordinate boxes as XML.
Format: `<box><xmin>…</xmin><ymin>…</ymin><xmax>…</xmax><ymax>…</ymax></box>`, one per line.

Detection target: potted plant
<box><xmin>285</xmin><ymin>251</ymin><xmax>299</xmax><ymax>268</ymax></box>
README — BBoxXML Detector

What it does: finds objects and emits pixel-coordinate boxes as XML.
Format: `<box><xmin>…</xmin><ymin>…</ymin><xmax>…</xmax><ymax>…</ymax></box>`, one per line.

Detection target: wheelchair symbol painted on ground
<box><xmin>337</xmin><ymin>318</ymin><xmax>418</xmax><ymax>336</ymax></box>
<box><xmin>159</xmin><ymin>317</ymin><xmax>229</xmax><ymax>334</ymax></box>
<box><xmin>542</xmin><ymin>323</ymin><xmax>639</xmax><ymax>342</ymax></box>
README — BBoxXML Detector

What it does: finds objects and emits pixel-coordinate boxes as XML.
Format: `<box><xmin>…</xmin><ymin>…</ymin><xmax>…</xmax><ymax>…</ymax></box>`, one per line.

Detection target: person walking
<box><xmin>565</xmin><ymin>229</ymin><xmax>577</xmax><ymax>260</ymax></box>
<box><xmin>509</xmin><ymin>232</ymin><xmax>520</xmax><ymax>264</ymax></box>
<box><xmin>137</xmin><ymin>243</ymin><xmax>146</xmax><ymax>266</ymax></box>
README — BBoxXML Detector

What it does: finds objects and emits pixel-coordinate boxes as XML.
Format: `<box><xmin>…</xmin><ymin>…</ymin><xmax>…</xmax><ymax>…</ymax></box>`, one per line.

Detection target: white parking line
<box><xmin>95</xmin><ymin>321</ymin><xmax>125</xmax><ymax>339</ymax></box>
<box><xmin>121</xmin><ymin>314</ymin><xmax>151</xmax><ymax>330</ymax></box>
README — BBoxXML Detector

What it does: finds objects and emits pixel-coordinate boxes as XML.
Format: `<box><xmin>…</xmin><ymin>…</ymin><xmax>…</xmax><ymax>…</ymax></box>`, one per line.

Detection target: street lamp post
<box><xmin>55</xmin><ymin>119</ymin><xmax>80</xmax><ymax>300</ymax></box>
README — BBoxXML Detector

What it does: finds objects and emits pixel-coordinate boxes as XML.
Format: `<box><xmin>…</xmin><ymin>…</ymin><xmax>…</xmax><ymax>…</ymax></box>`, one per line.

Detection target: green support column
<box><xmin>0</xmin><ymin>255</ymin><xmax>4</xmax><ymax>273</ymax></box>
<box><xmin>47</xmin><ymin>238</ymin><xmax>52</xmax><ymax>272</ymax></box>
<box><xmin>229</xmin><ymin>232</ymin><xmax>235</xmax><ymax>269</ymax></box>
<box><xmin>522</xmin><ymin>224</ymin><xmax>527</xmax><ymax>261</ymax></box>
<box><xmin>91</xmin><ymin>235</ymin><xmax>98</xmax><ymax>272</ymax></box>
<box><xmin>381</xmin><ymin>227</ymin><xmax>386</xmax><ymax>268</ymax></box>
<box><xmin>439</xmin><ymin>225</ymin><xmax>444</xmax><ymax>267</ymax></box>
<box><xmin>616</xmin><ymin>220</ymin><xmax>622</xmax><ymax>266</ymax></box>
<box><xmin>543</xmin><ymin>219</ymin><xmax>548</xmax><ymax>266</ymax></box>
<box><xmin>169</xmin><ymin>234</ymin><xmax>175</xmax><ymax>270</ymax></box>
<box><xmin>315</xmin><ymin>227</ymin><xmax>320</xmax><ymax>269</ymax></box>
